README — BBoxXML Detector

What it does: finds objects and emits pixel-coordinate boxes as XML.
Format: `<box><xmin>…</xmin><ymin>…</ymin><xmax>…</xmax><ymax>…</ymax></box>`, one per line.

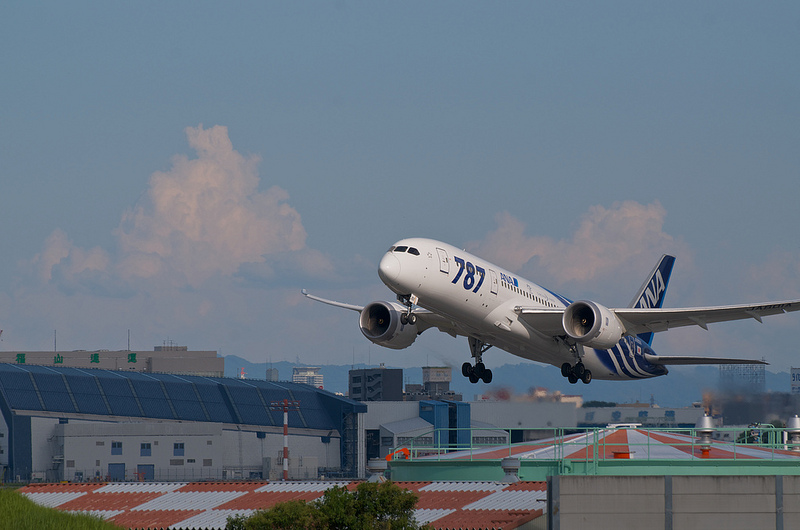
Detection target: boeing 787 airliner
<box><xmin>304</xmin><ymin>238</ymin><xmax>800</xmax><ymax>384</ymax></box>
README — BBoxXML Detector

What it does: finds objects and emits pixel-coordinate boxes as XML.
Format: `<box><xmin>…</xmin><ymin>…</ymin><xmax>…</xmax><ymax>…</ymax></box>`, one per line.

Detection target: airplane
<box><xmin>303</xmin><ymin>238</ymin><xmax>800</xmax><ymax>384</ymax></box>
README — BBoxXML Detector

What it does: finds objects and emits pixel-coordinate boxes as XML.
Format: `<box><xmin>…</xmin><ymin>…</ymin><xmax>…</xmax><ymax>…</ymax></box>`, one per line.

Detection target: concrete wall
<box><xmin>361</xmin><ymin>402</ymin><xmax>420</xmax><ymax>430</ymax></box>
<box><xmin>46</xmin><ymin>419</ymin><xmax>340</xmax><ymax>482</ymax></box>
<box><xmin>549</xmin><ymin>475</ymin><xmax>800</xmax><ymax>530</ymax></box>
<box><xmin>30</xmin><ymin>417</ymin><xmax>60</xmax><ymax>481</ymax></box>
<box><xmin>220</xmin><ymin>427</ymin><xmax>339</xmax><ymax>480</ymax></box>
<box><xmin>59</xmin><ymin>421</ymin><xmax>224</xmax><ymax>482</ymax></box>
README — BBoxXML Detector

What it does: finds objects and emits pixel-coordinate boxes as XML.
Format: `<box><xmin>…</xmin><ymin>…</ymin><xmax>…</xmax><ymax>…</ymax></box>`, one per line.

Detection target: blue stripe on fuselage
<box><xmin>593</xmin><ymin>337</ymin><xmax>668</xmax><ymax>379</ymax></box>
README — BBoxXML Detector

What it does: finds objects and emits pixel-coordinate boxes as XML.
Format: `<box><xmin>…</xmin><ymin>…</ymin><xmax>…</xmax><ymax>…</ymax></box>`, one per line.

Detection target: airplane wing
<box><xmin>302</xmin><ymin>290</ymin><xmax>364</xmax><ymax>312</ymax></box>
<box><xmin>613</xmin><ymin>300</ymin><xmax>800</xmax><ymax>335</ymax></box>
<box><xmin>302</xmin><ymin>290</ymin><xmax>460</xmax><ymax>336</ymax></box>
<box><xmin>516</xmin><ymin>299</ymin><xmax>800</xmax><ymax>337</ymax></box>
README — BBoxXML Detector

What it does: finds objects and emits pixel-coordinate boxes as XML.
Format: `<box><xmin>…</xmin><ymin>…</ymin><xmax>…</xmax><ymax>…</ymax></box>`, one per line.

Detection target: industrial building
<box><xmin>0</xmin><ymin>345</ymin><xmax>223</xmax><ymax>377</ymax></box>
<box><xmin>403</xmin><ymin>366</ymin><xmax>463</xmax><ymax>401</ymax></box>
<box><xmin>348</xmin><ymin>366</ymin><xmax>403</xmax><ymax>401</ymax></box>
<box><xmin>361</xmin><ymin>399</ymin><xmax>582</xmax><ymax>461</ymax></box>
<box><xmin>292</xmin><ymin>366</ymin><xmax>323</xmax><ymax>387</ymax></box>
<box><xmin>0</xmin><ymin>363</ymin><xmax>364</xmax><ymax>482</ymax></box>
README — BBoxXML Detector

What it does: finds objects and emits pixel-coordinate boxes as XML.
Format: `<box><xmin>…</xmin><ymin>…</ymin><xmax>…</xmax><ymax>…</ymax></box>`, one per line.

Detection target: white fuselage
<box><xmin>378</xmin><ymin>238</ymin><xmax>665</xmax><ymax>380</ymax></box>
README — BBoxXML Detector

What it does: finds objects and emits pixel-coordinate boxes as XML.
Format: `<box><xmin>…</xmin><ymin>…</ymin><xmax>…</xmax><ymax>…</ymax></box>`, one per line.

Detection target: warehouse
<box><xmin>0</xmin><ymin>363</ymin><xmax>365</xmax><ymax>482</ymax></box>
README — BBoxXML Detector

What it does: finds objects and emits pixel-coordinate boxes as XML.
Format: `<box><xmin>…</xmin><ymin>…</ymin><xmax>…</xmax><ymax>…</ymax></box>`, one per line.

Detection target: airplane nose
<box><xmin>378</xmin><ymin>253</ymin><xmax>401</xmax><ymax>284</ymax></box>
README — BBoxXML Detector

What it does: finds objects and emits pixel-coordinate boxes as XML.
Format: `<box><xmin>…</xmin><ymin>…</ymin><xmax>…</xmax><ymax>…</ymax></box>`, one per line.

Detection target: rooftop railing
<box><xmin>388</xmin><ymin>424</ymin><xmax>800</xmax><ymax>465</ymax></box>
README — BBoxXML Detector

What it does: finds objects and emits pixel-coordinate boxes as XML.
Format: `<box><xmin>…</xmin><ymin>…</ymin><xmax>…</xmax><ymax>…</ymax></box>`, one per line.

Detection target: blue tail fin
<box><xmin>629</xmin><ymin>254</ymin><xmax>675</xmax><ymax>345</ymax></box>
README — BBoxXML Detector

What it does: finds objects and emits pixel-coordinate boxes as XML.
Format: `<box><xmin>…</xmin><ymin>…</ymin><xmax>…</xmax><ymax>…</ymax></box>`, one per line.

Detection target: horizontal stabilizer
<box><xmin>644</xmin><ymin>353</ymin><xmax>767</xmax><ymax>366</ymax></box>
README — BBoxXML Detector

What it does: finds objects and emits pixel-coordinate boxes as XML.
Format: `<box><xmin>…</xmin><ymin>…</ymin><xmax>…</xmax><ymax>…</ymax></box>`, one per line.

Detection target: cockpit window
<box><xmin>407</xmin><ymin>247</ymin><xmax>420</xmax><ymax>256</ymax></box>
<box><xmin>394</xmin><ymin>246</ymin><xmax>408</xmax><ymax>253</ymax></box>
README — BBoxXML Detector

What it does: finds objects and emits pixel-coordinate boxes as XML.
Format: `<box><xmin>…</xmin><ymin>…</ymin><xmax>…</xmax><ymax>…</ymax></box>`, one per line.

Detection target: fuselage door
<box><xmin>489</xmin><ymin>269</ymin><xmax>498</xmax><ymax>294</ymax></box>
<box><xmin>436</xmin><ymin>248</ymin><xmax>449</xmax><ymax>273</ymax></box>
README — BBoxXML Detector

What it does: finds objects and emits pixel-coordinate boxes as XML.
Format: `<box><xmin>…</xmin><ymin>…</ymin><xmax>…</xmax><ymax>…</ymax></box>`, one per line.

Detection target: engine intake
<box><xmin>562</xmin><ymin>300</ymin><xmax>626</xmax><ymax>349</ymax></box>
<box><xmin>359</xmin><ymin>301</ymin><xmax>418</xmax><ymax>349</ymax></box>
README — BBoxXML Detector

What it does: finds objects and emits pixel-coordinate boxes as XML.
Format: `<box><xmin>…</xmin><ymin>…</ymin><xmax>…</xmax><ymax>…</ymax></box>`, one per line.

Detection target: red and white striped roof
<box><xmin>20</xmin><ymin>480</ymin><xmax>547</xmax><ymax>530</ymax></box>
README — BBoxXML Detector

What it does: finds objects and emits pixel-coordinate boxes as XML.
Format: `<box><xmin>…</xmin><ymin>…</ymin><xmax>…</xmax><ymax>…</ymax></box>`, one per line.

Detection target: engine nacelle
<box><xmin>359</xmin><ymin>301</ymin><xmax>419</xmax><ymax>350</ymax></box>
<box><xmin>562</xmin><ymin>300</ymin><xmax>626</xmax><ymax>349</ymax></box>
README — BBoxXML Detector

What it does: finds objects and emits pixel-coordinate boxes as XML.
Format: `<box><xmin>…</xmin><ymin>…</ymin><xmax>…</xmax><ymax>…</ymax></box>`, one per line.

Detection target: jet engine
<box><xmin>562</xmin><ymin>300</ymin><xmax>626</xmax><ymax>349</ymax></box>
<box><xmin>359</xmin><ymin>301</ymin><xmax>418</xmax><ymax>349</ymax></box>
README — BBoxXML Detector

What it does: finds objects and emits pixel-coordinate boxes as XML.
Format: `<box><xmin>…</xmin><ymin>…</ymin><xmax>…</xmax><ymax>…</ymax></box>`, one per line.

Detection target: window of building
<box><xmin>111</xmin><ymin>441</ymin><xmax>122</xmax><ymax>455</ymax></box>
<box><xmin>203</xmin><ymin>459</ymin><xmax>213</xmax><ymax>467</ymax></box>
<box><xmin>173</xmin><ymin>442</ymin><xmax>185</xmax><ymax>456</ymax></box>
<box><xmin>170</xmin><ymin>459</ymin><xmax>184</xmax><ymax>466</ymax></box>
<box><xmin>140</xmin><ymin>443</ymin><xmax>152</xmax><ymax>457</ymax></box>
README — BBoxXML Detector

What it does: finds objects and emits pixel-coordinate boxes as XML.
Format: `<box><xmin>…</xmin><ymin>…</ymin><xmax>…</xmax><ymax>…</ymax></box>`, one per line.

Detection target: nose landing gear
<box><xmin>397</xmin><ymin>294</ymin><xmax>418</xmax><ymax>325</ymax></box>
<box><xmin>561</xmin><ymin>362</ymin><xmax>592</xmax><ymax>384</ymax></box>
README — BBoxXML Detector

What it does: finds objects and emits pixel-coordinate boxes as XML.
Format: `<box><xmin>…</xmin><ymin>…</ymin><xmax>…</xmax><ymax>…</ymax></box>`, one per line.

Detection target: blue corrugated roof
<box><xmin>0</xmin><ymin>363</ymin><xmax>365</xmax><ymax>431</ymax></box>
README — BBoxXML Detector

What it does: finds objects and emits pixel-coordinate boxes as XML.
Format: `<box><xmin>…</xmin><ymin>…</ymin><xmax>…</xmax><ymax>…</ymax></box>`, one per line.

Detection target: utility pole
<box><xmin>270</xmin><ymin>399</ymin><xmax>300</xmax><ymax>481</ymax></box>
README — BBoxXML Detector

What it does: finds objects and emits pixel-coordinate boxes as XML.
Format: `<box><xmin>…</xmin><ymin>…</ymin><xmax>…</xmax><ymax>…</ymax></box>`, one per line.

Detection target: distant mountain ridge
<box><xmin>223</xmin><ymin>355</ymin><xmax>790</xmax><ymax>408</ymax></box>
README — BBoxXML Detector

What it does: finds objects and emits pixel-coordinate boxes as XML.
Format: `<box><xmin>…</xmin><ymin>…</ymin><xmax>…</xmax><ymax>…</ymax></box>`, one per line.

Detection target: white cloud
<box><xmin>466</xmin><ymin>201</ymin><xmax>691</xmax><ymax>291</ymax></box>
<box><xmin>29</xmin><ymin>125</ymin><xmax>330</xmax><ymax>293</ymax></box>
<box><xmin>115</xmin><ymin>124</ymin><xmax>309</xmax><ymax>287</ymax></box>
<box><xmin>8</xmin><ymin>124</ymin><xmax>353</xmax><ymax>357</ymax></box>
<box><xmin>31</xmin><ymin>229</ymin><xmax>110</xmax><ymax>283</ymax></box>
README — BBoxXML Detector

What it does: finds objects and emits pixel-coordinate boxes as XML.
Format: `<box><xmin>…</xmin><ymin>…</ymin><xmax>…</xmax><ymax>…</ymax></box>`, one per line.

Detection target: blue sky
<box><xmin>1</xmin><ymin>3</ymin><xmax>799</xmax><ymax>385</ymax></box>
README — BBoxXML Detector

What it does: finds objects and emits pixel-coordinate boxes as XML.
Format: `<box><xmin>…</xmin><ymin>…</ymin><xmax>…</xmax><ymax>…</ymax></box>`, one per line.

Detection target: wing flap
<box><xmin>514</xmin><ymin>307</ymin><xmax>566</xmax><ymax>336</ymax></box>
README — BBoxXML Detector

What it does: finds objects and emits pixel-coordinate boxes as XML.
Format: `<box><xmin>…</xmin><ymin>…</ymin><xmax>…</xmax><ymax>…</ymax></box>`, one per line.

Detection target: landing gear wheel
<box><xmin>469</xmin><ymin>372</ymin><xmax>480</xmax><ymax>384</ymax></box>
<box><xmin>561</xmin><ymin>363</ymin><xmax>572</xmax><ymax>378</ymax></box>
<box><xmin>462</xmin><ymin>362</ymin><xmax>472</xmax><ymax>378</ymax></box>
<box><xmin>474</xmin><ymin>362</ymin><xmax>486</xmax><ymax>377</ymax></box>
<box><xmin>407</xmin><ymin>313</ymin><xmax>416</xmax><ymax>325</ymax></box>
<box><xmin>568</xmin><ymin>373</ymin><xmax>579</xmax><ymax>384</ymax></box>
<box><xmin>573</xmin><ymin>363</ymin><xmax>586</xmax><ymax>378</ymax></box>
<box><xmin>481</xmin><ymin>369</ymin><xmax>493</xmax><ymax>384</ymax></box>
<box><xmin>400</xmin><ymin>314</ymin><xmax>408</xmax><ymax>325</ymax></box>
<box><xmin>581</xmin><ymin>370</ymin><xmax>592</xmax><ymax>384</ymax></box>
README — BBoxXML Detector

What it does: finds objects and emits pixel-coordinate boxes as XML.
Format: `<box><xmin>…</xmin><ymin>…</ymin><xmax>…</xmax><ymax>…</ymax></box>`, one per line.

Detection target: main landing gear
<box><xmin>561</xmin><ymin>362</ymin><xmax>592</xmax><ymax>384</ymax></box>
<box><xmin>462</xmin><ymin>337</ymin><xmax>493</xmax><ymax>384</ymax></box>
